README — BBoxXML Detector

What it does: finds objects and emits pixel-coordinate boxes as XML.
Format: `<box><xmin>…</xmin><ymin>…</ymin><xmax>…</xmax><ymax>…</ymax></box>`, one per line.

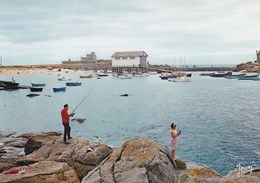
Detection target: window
<box><xmin>130</xmin><ymin>57</ymin><xmax>135</xmax><ymax>59</ymax></box>
<box><xmin>115</xmin><ymin>57</ymin><xmax>120</xmax><ymax>60</ymax></box>
<box><xmin>122</xmin><ymin>57</ymin><xmax>127</xmax><ymax>59</ymax></box>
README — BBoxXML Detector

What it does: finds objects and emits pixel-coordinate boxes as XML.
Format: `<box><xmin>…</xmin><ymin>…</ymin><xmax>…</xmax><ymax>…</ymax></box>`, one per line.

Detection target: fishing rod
<box><xmin>72</xmin><ymin>86</ymin><xmax>96</xmax><ymax>113</ymax></box>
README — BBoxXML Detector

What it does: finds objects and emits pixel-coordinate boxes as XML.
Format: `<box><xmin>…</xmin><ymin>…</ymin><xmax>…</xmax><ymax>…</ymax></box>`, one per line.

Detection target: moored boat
<box><xmin>79</xmin><ymin>75</ymin><xmax>92</xmax><ymax>78</ymax></box>
<box><xmin>58</xmin><ymin>76</ymin><xmax>71</xmax><ymax>81</ymax></box>
<box><xmin>0</xmin><ymin>78</ymin><xmax>19</xmax><ymax>87</ymax></box>
<box><xmin>160</xmin><ymin>72</ymin><xmax>190</xmax><ymax>80</ymax></box>
<box><xmin>3</xmin><ymin>85</ymin><xmax>20</xmax><ymax>90</ymax></box>
<box><xmin>30</xmin><ymin>87</ymin><xmax>43</xmax><ymax>92</ymax></box>
<box><xmin>0</xmin><ymin>81</ymin><xmax>19</xmax><ymax>87</ymax></box>
<box><xmin>118</xmin><ymin>74</ymin><xmax>132</xmax><ymax>79</ymax></box>
<box><xmin>31</xmin><ymin>83</ymin><xmax>46</xmax><ymax>87</ymax></box>
<box><xmin>66</xmin><ymin>82</ymin><xmax>82</xmax><ymax>86</ymax></box>
<box><xmin>238</xmin><ymin>73</ymin><xmax>259</xmax><ymax>80</ymax></box>
<box><xmin>210</xmin><ymin>71</ymin><xmax>232</xmax><ymax>78</ymax></box>
<box><xmin>225</xmin><ymin>72</ymin><xmax>245</xmax><ymax>79</ymax></box>
<box><xmin>53</xmin><ymin>87</ymin><xmax>66</xmax><ymax>92</ymax></box>
<box><xmin>96</xmin><ymin>73</ymin><xmax>108</xmax><ymax>77</ymax></box>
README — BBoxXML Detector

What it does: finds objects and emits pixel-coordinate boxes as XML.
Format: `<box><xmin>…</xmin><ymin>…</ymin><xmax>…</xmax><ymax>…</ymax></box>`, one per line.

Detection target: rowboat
<box><xmin>97</xmin><ymin>73</ymin><xmax>108</xmax><ymax>77</ymax></box>
<box><xmin>0</xmin><ymin>80</ymin><xmax>19</xmax><ymax>87</ymax></box>
<box><xmin>58</xmin><ymin>76</ymin><xmax>71</xmax><ymax>81</ymax></box>
<box><xmin>30</xmin><ymin>87</ymin><xmax>43</xmax><ymax>92</ymax></box>
<box><xmin>53</xmin><ymin>87</ymin><xmax>66</xmax><ymax>92</ymax></box>
<box><xmin>66</xmin><ymin>82</ymin><xmax>82</xmax><ymax>86</ymax></box>
<box><xmin>118</xmin><ymin>74</ymin><xmax>132</xmax><ymax>79</ymax></box>
<box><xmin>31</xmin><ymin>83</ymin><xmax>46</xmax><ymax>87</ymax></box>
<box><xmin>80</xmin><ymin>75</ymin><xmax>92</xmax><ymax>78</ymax></box>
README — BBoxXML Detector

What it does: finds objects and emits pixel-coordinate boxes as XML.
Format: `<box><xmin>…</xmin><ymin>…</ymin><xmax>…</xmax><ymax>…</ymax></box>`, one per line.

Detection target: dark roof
<box><xmin>112</xmin><ymin>51</ymin><xmax>148</xmax><ymax>57</ymax></box>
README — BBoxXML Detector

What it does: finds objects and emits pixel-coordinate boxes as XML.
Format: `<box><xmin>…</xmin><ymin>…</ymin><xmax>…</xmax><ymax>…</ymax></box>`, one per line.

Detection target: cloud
<box><xmin>0</xmin><ymin>0</ymin><xmax>259</xmax><ymax>65</ymax></box>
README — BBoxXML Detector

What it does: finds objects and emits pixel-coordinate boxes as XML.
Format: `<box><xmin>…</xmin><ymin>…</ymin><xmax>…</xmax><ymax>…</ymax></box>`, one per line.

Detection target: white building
<box><xmin>111</xmin><ymin>51</ymin><xmax>148</xmax><ymax>67</ymax></box>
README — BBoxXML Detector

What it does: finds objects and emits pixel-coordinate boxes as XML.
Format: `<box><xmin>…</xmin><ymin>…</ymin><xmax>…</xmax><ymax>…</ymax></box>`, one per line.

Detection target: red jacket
<box><xmin>61</xmin><ymin>108</ymin><xmax>72</xmax><ymax>124</ymax></box>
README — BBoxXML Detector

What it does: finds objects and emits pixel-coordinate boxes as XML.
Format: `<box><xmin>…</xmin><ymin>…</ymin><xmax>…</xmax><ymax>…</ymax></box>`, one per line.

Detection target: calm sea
<box><xmin>0</xmin><ymin>72</ymin><xmax>259</xmax><ymax>175</ymax></box>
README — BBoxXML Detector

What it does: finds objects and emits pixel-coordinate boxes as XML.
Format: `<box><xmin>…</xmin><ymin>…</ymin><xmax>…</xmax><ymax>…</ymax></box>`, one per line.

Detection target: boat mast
<box><xmin>0</xmin><ymin>56</ymin><xmax>2</xmax><ymax>66</ymax></box>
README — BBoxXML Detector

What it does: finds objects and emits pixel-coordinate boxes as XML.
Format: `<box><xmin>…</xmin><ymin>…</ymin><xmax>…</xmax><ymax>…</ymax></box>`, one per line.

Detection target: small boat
<box><xmin>159</xmin><ymin>72</ymin><xmax>189</xmax><ymax>80</ymax></box>
<box><xmin>31</xmin><ymin>83</ymin><xmax>46</xmax><ymax>87</ymax></box>
<box><xmin>58</xmin><ymin>76</ymin><xmax>71</xmax><ymax>81</ymax></box>
<box><xmin>168</xmin><ymin>76</ymin><xmax>191</xmax><ymax>82</ymax></box>
<box><xmin>159</xmin><ymin>73</ymin><xmax>176</xmax><ymax>80</ymax></box>
<box><xmin>225</xmin><ymin>73</ymin><xmax>245</xmax><ymax>79</ymax></box>
<box><xmin>30</xmin><ymin>87</ymin><xmax>43</xmax><ymax>92</ymax></box>
<box><xmin>210</xmin><ymin>71</ymin><xmax>232</xmax><ymax>78</ymax></box>
<box><xmin>80</xmin><ymin>75</ymin><xmax>92</xmax><ymax>78</ymax></box>
<box><xmin>238</xmin><ymin>73</ymin><xmax>260</xmax><ymax>80</ymax></box>
<box><xmin>53</xmin><ymin>87</ymin><xmax>66</xmax><ymax>92</ymax></box>
<box><xmin>0</xmin><ymin>81</ymin><xmax>19</xmax><ymax>87</ymax></box>
<box><xmin>2</xmin><ymin>77</ymin><xmax>20</xmax><ymax>87</ymax></box>
<box><xmin>3</xmin><ymin>86</ymin><xmax>20</xmax><ymax>90</ymax></box>
<box><xmin>96</xmin><ymin>73</ymin><xmax>108</xmax><ymax>77</ymax></box>
<box><xmin>118</xmin><ymin>74</ymin><xmax>132</xmax><ymax>79</ymax></box>
<box><xmin>66</xmin><ymin>82</ymin><xmax>82</xmax><ymax>86</ymax></box>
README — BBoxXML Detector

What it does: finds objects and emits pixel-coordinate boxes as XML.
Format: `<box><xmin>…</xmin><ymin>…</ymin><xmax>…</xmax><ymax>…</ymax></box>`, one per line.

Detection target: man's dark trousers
<box><xmin>63</xmin><ymin>123</ymin><xmax>71</xmax><ymax>142</ymax></box>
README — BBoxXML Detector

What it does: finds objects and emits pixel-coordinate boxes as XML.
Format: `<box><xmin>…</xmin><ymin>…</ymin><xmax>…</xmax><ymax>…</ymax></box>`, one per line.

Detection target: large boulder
<box><xmin>0</xmin><ymin>161</ymin><xmax>80</xmax><ymax>183</ymax></box>
<box><xmin>177</xmin><ymin>167</ymin><xmax>223</xmax><ymax>183</ymax></box>
<box><xmin>224</xmin><ymin>168</ymin><xmax>260</xmax><ymax>183</ymax></box>
<box><xmin>0</xmin><ymin>132</ymin><xmax>61</xmax><ymax>173</ymax></box>
<box><xmin>0</xmin><ymin>132</ymin><xmax>113</xmax><ymax>180</ymax></box>
<box><xmin>22</xmin><ymin>138</ymin><xmax>113</xmax><ymax>180</ymax></box>
<box><xmin>18</xmin><ymin>132</ymin><xmax>62</xmax><ymax>155</ymax></box>
<box><xmin>82</xmin><ymin>137</ymin><xmax>181</xmax><ymax>183</ymax></box>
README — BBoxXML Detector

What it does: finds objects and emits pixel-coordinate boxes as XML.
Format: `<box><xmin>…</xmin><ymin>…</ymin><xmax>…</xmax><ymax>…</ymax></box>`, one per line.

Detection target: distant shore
<box><xmin>0</xmin><ymin>65</ymin><xmax>95</xmax><ymax>77</ymax></box>
<box><xmin>0</xmin><ymin>61</ymin><xmax>259</xmax><ymax>76</ymax></box>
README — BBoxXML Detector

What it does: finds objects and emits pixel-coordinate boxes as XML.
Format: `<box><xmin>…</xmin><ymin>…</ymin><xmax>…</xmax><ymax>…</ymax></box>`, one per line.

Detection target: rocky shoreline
<box><xmin>236</xmin><ymin>60</ymin><xmax>260</xmax><ymax>73</ymax></box>
<box><xmin>0</xmin><ymin>132</ymin><xmax>259</xmax><ymax>183</ymax></box>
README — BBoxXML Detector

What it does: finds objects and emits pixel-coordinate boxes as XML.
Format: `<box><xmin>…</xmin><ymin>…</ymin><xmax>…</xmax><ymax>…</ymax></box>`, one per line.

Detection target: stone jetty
<box><xmin>0</xmin><ymin>132</ymin><xmax>259</xmax><ymax>183</ymax></box>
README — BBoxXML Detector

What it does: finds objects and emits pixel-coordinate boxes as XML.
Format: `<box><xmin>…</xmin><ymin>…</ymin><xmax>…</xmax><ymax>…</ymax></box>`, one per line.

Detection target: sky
<box><xmin>0</xmin><ymin>0</ymin><xmax>260</xmax><ymax>66</ymax></box>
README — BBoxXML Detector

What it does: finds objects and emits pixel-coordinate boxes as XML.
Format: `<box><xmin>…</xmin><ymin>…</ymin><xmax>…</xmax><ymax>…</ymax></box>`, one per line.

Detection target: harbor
<box><xmin>0</xmin><ymin>71</ymin><xmax>259</xmax><ymax>176</ymax></box>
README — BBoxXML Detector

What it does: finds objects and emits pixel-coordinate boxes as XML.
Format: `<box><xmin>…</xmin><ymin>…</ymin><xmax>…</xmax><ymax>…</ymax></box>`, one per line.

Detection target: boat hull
<box><xmin>66</xmin><ymin>82</ymin><xmax>82</xmax><ymax>86</ymax></box>
<box><xmin>53</xmin><ymin>87</ymin><xmax>66</xmax><ymax>92</ymax></box>
<box><xmin>30</xmin><ymin>87</ymin><xmax>43</xmax><ymax>92</ymax></box>
<box><xmin>80</xmin><ymin>75</ymin><xmax>92</xmax><ymax>78</ymax></box>
<box><xmin>31</xmin><ymin>83</ymin><xmax>46</xmax><ymax>87</ymax></box>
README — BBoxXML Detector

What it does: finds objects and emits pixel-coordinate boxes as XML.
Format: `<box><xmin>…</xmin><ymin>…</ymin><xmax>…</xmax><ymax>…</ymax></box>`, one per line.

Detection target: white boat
<box><xmin>96</xmin><ymin>72</ymin><xmax>108</xmax><ymax>77</ymax></box>
<box><xmin>58</xmin><ymin>76</ymin><xmax>71</xmax><ymax>81</ymax></box>
<box><xmin>168</xmin><ymin>76</ymin><xmax>191</xmax><ymax>82</ymax></box>
<box><xmin>118</xmin><ymin>74</ymin><xmax>132</xmax><ymax>79</ymax></box>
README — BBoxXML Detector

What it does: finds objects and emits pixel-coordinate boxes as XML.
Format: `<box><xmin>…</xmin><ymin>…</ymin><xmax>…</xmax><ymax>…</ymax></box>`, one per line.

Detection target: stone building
<box><xmin>62</xmin><ymin>52</ymin><xmax>97</xmax><ymax>64</ymax></box>
<box><xmin>256</xmin><ymin>50</ymin><xmax>260</xmax><ymax>62</ymax></box>
<box><xmin>81</xmin><ymin>52</ymin><xmax>96</xmax><ymax>63</ymax></box>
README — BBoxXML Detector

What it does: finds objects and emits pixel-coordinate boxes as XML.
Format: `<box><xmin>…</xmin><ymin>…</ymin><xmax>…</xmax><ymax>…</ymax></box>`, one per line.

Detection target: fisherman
<box><xmin>170</xmin><ymin>123</ymin><xmax>181</xmax><ymax>159</ymax></box>
<box><xmin>61</xmin><ymin>104</ymin><xmax>74</xmax><ymax>144</ymax></box>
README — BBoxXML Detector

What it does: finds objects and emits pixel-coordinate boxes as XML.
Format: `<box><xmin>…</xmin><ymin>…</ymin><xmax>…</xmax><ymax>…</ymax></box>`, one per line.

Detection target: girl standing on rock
<box><xmin>170</xmin><ymin>123</ymin><xmax>181</xmax><ymax>159</ymax></box>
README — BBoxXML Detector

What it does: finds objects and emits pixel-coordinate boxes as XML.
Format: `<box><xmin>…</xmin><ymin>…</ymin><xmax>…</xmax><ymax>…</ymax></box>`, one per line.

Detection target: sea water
<box><xmin>0</xmin><ymin>72</ymin><xmax>259</xmax><ymax>175</ymax></box>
